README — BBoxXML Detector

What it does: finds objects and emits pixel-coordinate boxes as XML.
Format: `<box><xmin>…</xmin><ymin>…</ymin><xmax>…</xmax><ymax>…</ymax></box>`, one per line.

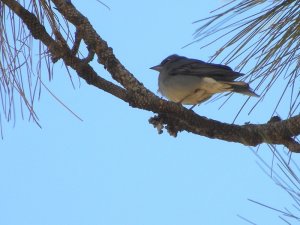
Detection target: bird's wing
<box><xmin>169</xmin><ymin>59</ymin><xmax>243</xmax><ymax>81</ymax></box>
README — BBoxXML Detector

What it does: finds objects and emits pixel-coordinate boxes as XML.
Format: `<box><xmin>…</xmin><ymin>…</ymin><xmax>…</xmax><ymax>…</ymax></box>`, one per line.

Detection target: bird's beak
<box><xmin>150</xmin><ymin>65</ymin><xmax>162</xmax><ymax>71</ymax></box>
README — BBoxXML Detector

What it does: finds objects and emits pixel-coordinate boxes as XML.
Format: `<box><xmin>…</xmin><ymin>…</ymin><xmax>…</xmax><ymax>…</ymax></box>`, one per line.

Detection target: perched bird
<box><xmin>150</xmin><ymin>54</ymin><xmax>259</xmax><ymax>106</ymax></box>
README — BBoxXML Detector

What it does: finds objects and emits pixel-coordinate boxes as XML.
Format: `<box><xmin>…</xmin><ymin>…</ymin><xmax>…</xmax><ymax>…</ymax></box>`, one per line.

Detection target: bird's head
<box><xmin>150</xmin><ymin>54</ymin><xmax>184</xmax><ymax>72</ymax></box>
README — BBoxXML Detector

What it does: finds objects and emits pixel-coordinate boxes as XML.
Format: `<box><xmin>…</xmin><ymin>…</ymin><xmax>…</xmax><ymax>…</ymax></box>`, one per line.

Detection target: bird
<box><xmin>150</xmin><ymin>54</ymin><xmax>259</xmax><ymax>107</ymax></box>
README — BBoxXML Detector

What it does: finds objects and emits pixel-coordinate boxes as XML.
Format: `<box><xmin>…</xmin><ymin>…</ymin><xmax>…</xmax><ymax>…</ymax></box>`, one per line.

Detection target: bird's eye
<box><xmin>161</xmin><ymin>58</ymin><xmax>171</xmax><ymax>65</ymax></box>
<box><xmin>160</xmin><ymin>54</ymin><xmax>180</xmax><ymax>65</ymax></box>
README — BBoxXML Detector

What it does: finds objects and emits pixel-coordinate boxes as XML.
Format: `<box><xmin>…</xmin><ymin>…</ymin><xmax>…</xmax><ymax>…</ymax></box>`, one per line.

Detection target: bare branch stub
<box><xmin>70</xmin><ymin>29</ymin><xmax>82</xmax><ymax>56</ymax></box>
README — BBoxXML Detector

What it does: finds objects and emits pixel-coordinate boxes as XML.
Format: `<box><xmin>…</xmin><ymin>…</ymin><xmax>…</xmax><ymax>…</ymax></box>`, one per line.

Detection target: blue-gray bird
<box><xmin>150</xmin><ymin>54</ymin><xmax>259</xmax><ymax>106</ymax></box>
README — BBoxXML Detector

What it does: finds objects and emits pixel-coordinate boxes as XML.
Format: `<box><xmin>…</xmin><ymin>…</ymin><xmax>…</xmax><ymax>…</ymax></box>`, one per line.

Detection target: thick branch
<box><xmin>2</xmin><ymin>0</ymin><xmax>300</xmax><ymax>152</ymax></box>
<box><xmin>0</xmin><ymin>0</ymin><xmax>129</xmax><ymax>103</ymax></box>
<box><xmin>51</xmin><ymin>0</ymin><xmax>153</xmax><ymax>98</ymax></box>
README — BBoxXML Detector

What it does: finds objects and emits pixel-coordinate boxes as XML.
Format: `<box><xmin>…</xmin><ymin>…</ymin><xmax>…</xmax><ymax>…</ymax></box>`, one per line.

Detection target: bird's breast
<box><xmin>158</xmin><ymin>73</ymin><xmax>232</xmax><ymax>105</ymax></box>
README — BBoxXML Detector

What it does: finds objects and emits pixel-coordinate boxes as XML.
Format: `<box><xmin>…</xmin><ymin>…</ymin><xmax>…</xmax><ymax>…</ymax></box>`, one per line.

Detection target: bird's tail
<box><xmin>224</xmin><ymin>81</ymin><xmax>259</xmax><ymax>97</ymax></box>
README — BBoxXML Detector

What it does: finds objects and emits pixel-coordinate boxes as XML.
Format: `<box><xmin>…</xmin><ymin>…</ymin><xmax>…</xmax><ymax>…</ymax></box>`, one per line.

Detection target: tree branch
<box><xmin>2</xmin><ymin>0</ymin><xmax>300</xmax><ymax>152</ymax></box>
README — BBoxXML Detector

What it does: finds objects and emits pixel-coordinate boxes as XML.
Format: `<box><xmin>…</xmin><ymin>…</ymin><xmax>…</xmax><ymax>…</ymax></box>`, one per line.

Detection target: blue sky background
<box><xmin>0</xmin><ymin>1</ymin><xmax>298</xmax><ymax>225</ymax></box>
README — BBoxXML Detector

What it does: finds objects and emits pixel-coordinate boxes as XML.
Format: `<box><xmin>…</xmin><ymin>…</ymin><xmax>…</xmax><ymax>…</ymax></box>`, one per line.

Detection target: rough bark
<box><xmin>1</xmin><ymin>0</ymin><xmax>300</xmax><ymax>152</ymax></box>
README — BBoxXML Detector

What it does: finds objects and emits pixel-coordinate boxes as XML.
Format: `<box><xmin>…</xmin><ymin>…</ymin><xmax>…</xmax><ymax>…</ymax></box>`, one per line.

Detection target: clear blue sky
<box><xmin>0</xmin><ymin>1</ymin><xmax>297</xmax><ymax>225</ymax></box>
